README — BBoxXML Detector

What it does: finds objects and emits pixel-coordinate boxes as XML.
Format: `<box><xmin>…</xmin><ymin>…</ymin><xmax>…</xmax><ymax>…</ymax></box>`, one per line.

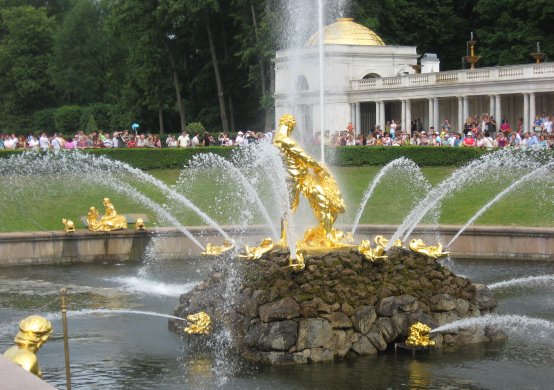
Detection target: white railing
<box><xmin>351</xmin><ymin>63</ymin><xmax>553</xmax><ymax>91</ymax></box>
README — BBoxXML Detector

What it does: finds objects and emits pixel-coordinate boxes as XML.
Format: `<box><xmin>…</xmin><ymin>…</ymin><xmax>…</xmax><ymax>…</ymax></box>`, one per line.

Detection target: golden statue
<box><xmin>87</xmin><ymin>198</ymin><xmax>128</xmax><ymax>232</ymax></box>
<box><xmin>274</xmin><ymin>114</ymin><xmax>348</xmax><ymax>249</ymax></box>
<box><xmin>409</xmin><ymin>239</ymin><xmax>449</xmax><ymax>259</ymax></box>
<box><xmin>100</xmin><ymin>198</ymin><xmax>127</xmax><ymax>231</ymax></box>
<box><xmin>358</xmin><ymin>236</ymin><xmax>402</xmax><ymax>261</ymax></box>
<box><xmin>289</xmin><ymin>250</ymin><xmax>306</xmax><ymax>271</ymax></box>
<box><xmin>3</xmin><ymin>315</ymin><xmax>53</xmax><ymax>377</ymax></box>
<box><xmin>62</xmin><ymin>218</ymin><xmax>75</xmax><ymax>233</ymax></box>
<box><xmin>135</xmin><ymin>218</ymin><xmax>145</xmax><ymax>231</ymax></box>
<box><xmin>239</xmin><ymin>238</ymin><xmax>274</xmax><ymax>260</ymax></box>
<box><xmin>358</xmin><ymin>240</ymin><xmax>388</xmax><ymax>261</ymax></box>
<box><xmin>184</xmin><ymin>312</ymin><xmax>212</xmax><ymax>335</ymax></box>
<box><xmin>202</xmin><ymin>239</ymin><xmax>235</xmax><ymax>256</ymax></box>
<box><xmin>405</xmin><ymin>322</ymin><xmax>435</xmax><ymax>348</ymax></box>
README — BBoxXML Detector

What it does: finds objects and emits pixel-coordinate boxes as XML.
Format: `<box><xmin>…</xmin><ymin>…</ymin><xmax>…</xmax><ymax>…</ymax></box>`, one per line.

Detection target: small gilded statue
<box><xmin>409</xmin><ymin>239</ymin><xmax>449</xmax><ymax>259</ymax></box>
<box><xmin>3</xmin><ymin>315</ymin><xmax>53</xmax><ymax>377</ymax></box>
<box><xmin>62</xmin><ymin>218</ymin><xmax>75</xmax><ymax>233</ymax></box>
<box><xmin>274</xmin><ymin>114</ymin><xmax>348</xmax><ymax>249</ymax></box>
<box><xmin>358</xmin><ymin>240</ymin><xmax>388</xmax><ymax>261</ymax></box>
<box><xmin>184</xmin><ymin>312</ymin><xmax>212</xmax><ymax>335</ymax></box>
<box><xmin>87</xmin><ymin>198</ymin><xmax>128</xmax><ymax>232</ymax></box>
<box><xmin>289</xmin><ymin>250</ymin><xmax>306</xmax><ymax>271</ymax></box>
<box><xmin>239</xmin><ymin>238</ymin><xmax>274</xmax><ymax>260</ymax></box>
<box><xmin>358</xmin><ymin>235</ymin><xmax>402</xmax><ymax>261</ymax></box>
<box><xmin>201</xmin><ymin>239</ymin><xmax>235</xmax><ymax>256</ymax></box>
<box><xmin>135</xmin><ymin>218</ymin><xmax>145</xmax><ymax>231</ymax></box>
<box><xmin>405</xmin><ymin>322</ymin><xmax>436</xmax><ymax>348</ymax></box>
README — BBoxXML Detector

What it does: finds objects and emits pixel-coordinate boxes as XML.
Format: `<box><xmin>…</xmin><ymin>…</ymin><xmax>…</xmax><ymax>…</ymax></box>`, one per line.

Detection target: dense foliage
<box><xmin>0</xmin><ymin>0</ymin><xmax>552</xmax><ymax>134</ymax></box>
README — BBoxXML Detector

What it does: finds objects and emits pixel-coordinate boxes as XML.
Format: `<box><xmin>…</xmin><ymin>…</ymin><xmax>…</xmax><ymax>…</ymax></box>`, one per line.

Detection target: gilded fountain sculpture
<box><xmin>204</xmin><ymin>114</ymin><xmax>447</xmax><ymax>265</ymax></box>
<box><xmin>87</xmin><ymin>198</ymin><xmax>128</xmax><ymax>232</ymax></box>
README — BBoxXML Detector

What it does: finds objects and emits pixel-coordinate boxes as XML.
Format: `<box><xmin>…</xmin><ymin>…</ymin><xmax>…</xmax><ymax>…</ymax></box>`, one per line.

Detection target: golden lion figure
<box><xmin>274</xmin><ymin>114</ymin><xmax>347</xmax><ymax>248</ymax></box>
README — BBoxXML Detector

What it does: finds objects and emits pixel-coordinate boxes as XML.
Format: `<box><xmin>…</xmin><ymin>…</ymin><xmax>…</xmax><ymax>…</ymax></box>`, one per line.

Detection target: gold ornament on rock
<box><xmin>405</xmin><ymin>322</ymin><xmax>436</xmax><ymax>348</ymax></box>
<box><xmin>409</xmin><ymin>239</ymin><xmax>449</xmax><ymax>259</ymax></box>
<box><xmin>184</xmin><ymin>312</ymin><xmax>212</xmax><ymax>335</ymax></box>
<box><xmin>239</xmin><ymin>238</ymin><xmax>274</xmax><ymax>260</ymax></box>
<box><xmin>202</xmin><ymin>239</ymin><xmax>235</xmax><ymax>256</ymax></box>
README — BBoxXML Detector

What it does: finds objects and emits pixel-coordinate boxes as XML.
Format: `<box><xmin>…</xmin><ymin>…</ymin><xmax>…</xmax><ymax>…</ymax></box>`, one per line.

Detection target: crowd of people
<box><xmin>1</xmin><ymin>112</ymin><xmax>553</xmax><ymax>151</ymax></box>
<box><xmin>0</xmin><ymin>128</ymin><xmax>275</xmax><ymax>151</ymax></box>
<box><xmin>323</xmin><ymin>112</ymin><xmax>554</xmax><ymax>149</ymax></box>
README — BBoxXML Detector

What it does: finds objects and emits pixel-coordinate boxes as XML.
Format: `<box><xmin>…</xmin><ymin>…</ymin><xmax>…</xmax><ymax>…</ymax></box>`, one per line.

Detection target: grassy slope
<box><xmin>1</xmin><ymin>166</ymin><xmax>551</xmax><ymax>232</ymax></box>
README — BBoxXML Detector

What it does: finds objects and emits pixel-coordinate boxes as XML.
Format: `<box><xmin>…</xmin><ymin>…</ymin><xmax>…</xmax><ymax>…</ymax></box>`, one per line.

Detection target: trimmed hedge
<box><xmin>0</xmin><ymin>146</ymin><xmax>499</xmax><ymax>169</ymax></box>
<box><xmin>332</xmin><ymin>146</ymin><xmax>489</xmax><ymax>166</ymax></box>
<box><xmin>85</xmin><ymin>147</ymin><xmax>235</xmax><ymax>169</ymax></box>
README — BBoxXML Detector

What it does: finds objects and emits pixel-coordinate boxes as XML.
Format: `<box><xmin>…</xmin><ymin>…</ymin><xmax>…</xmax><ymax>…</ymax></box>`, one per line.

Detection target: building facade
<box><xmin>274</xmin><ymin>18</ymin><xmax>554</xmax><ymax>135</ymax></box>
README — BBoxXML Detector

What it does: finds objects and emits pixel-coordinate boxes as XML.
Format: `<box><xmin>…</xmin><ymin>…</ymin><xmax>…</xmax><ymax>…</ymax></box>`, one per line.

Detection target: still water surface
<box><xmin>1</xmin><ymin>257</ymin><xmax>553</xmax><ymax>389</ymax></box>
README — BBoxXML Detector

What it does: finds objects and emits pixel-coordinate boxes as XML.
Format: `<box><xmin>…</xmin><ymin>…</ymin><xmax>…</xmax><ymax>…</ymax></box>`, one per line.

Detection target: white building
<box><xmin>274</xmin><ymin>18</ymin><xmax>554</xmax><ymax>135</ymax></box>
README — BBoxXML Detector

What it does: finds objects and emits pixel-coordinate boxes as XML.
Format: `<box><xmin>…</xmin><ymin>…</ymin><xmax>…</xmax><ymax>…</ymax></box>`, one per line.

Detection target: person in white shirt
<box><xmin>51</xmin><ymin>134</ymin><xmax>64</xmax><ymax>154</ymax></box>
<box><xmin>191</xmin><ymin>134</ymin><xmax>200</xmax><ymax>147</ymax></box>
<box><xmin>177</xmin><ymin>131</ymin><xmax>189</xmax><ymax>147</ymax></box>
<box><xmin>39</xmin><ymin>133</ymin><xmax>49</xmax><ymax>151</ymax></box>
<box><xmin>235</xmin><ymin>131</ymin><xmax>245</xmax><ymax>146</ymax></box>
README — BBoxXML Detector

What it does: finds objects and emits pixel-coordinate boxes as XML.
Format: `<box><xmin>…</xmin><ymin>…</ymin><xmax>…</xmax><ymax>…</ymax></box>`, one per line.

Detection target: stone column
<box><xmin>529</xmin><ymin>92</ymin><xmax>536</xmax><ymax>125</ymax></box>
<box><xmin>379</xmin><ymin>101</ymin><xmax>386</xmax><ymax>128</ymax></box>
<box><xmin>356</xmin><ymin>102</ymin><xmax>361</xmax><ymax>134</ymax></box>
<box><xmin>495</xmin><ymin>95</ymin><xmax>501</xmax><ymax>124</ymax></box>
<box><xmin>489</xmin><ymin>95</ymin><xmax>495</xmax><ymax>119</ymax></box>
<box><xmin>463</xmin><ymin>96</ymin><xmax>469</xmax><ymax>124</ymax></box>
<box><xmin>375</xmin><ymin>101</ymin><xmax>381</xmax><ymax>129</ymax></box>
<box><xmin>457</xmin><ymin>97</ymin><xmax>464</xmax><ymax>133</ymax></box>
<box><xmin>406</xmin><ymin>100</ymin><xmax>412</xmax><ymax>135</ymax></box>
<box><xmin>401</xmin><ymin>100</ymin><xmax>406</xmax><ymax>132</ymax></box>
<box><xmin>433</xmin><ymin>98</ymin><xmax>439</xmax><ymax>130</ymax></box>
<box><xmin>428</xmin><ymin>98</ymin><xmax>434</xmax><ymax>130</ymax></box>
<box><xmin>523</xmin><ymin>93</ymin><xmax>529</xmax><ymax>133</ymax></box>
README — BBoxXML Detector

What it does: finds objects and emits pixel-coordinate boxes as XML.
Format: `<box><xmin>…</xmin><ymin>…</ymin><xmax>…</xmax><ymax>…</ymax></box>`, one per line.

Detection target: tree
<box><xmin>109</xmin><ymin>0</ymin><xmax>187</xmax><ymax>132</ymax></box>
<box><xmin>474</xmin><ymin>0</ymin><xmax>554</xmax><ymax>66</ymax></box>
<box><xmin>49</xmin><ymin>0</ymin><xmax>122</xmax><ymax>105</ymax></box>
<box><xmin>0</xmin><ymin>5</ymin><xmax>56</xmax><ymax>130</ymax></box>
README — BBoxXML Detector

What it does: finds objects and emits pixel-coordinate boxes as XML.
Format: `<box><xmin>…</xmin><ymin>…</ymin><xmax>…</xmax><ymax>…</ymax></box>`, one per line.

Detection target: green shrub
<box><xmin>83</xmin><ymin>115</ymin><xmax>98</xmax><ymax>134</ymax></box>
<box><xmin>331</xmin><ymin>146</ymin><xmax>488</xmax><ymax>166</ymax></box>
<box><xmin>80</xmin><ymin>103</ymin><xmax>114</xmax><ymax>131</ymax></box>
<box><xmin>31</xmin><ymin>108</ymin><xmax>56</xmax><ymax>133</ymax></box>
<box><xmin>54</xmin><ymin>105</ymin><xmax>83</xmax><ymax>134</ymax></box>
<box><xmin>185</xmin><ymin>122</ymin><xmax>205</xmax><ymax>135</ymax></box>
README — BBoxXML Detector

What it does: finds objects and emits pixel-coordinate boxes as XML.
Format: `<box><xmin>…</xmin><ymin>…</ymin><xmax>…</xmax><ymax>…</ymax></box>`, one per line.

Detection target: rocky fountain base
<box><xmin>170</xmin><ymin>247</ymin><xmax>506</xmax><ymax>365</ymax></box>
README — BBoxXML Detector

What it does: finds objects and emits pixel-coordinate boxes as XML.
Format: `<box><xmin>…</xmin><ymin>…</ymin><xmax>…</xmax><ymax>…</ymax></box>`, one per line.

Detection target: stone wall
<box><xmin>0</xmin><ymin>225</ymin><xmax>552</xmax><ymax>266</ymax></box>
<box><xmin>171</xmin><ymin>248</ymin><xmax>506</xmax><ymax>365</ymax></box>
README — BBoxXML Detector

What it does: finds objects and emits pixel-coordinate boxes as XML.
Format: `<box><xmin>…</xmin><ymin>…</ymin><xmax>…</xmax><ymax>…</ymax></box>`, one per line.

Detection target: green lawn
<box><xmin>1</xmin><ymin>166</ymin><xmax>551</xmax><ymax>232</ymax></box>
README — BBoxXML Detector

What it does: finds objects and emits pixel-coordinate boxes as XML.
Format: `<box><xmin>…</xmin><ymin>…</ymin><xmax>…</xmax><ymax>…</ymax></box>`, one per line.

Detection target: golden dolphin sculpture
<box><xmin>409</xmin><ymin>239</ymin><xmax>450</xmax><ymax>259</ymax></box>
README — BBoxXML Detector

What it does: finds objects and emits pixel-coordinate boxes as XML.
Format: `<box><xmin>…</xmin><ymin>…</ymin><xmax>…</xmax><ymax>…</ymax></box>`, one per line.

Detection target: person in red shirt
<box><xmin>462</xmin><ymin>132</ymin><xmax>476</xmax><ymax>147</ymax></box>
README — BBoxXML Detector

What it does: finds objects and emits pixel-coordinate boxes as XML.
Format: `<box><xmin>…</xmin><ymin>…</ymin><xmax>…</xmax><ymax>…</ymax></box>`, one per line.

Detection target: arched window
<box><xmin>296</xmin><ymin>76</ymin><xmax>309</xmax><ymax>91</ymax></box>
<box><xmin>362</xmin><ymin>73</ymin><xmax>381</xmax><ymax>79</ymax></box>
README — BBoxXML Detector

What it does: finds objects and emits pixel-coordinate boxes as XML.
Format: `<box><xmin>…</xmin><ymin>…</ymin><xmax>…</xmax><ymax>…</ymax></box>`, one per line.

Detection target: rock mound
<box><xmin>171</xmin><ymin>247</ymin><xmax>505</xmax><ymax>364</ymax></box>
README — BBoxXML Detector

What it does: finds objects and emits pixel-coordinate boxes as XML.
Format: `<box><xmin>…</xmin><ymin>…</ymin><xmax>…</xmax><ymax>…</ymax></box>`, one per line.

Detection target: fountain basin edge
<box><xmin>0</xmin><ymin>224</ymin><xmax>553</xmax><ymax>267</ymax></box>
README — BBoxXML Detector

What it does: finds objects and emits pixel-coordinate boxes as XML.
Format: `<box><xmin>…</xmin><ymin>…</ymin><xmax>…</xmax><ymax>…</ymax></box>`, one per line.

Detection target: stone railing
<box><xmin>351</xmin><ymin>63</ymin><xmax>554</xmax><ymax>91</ymax></box>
